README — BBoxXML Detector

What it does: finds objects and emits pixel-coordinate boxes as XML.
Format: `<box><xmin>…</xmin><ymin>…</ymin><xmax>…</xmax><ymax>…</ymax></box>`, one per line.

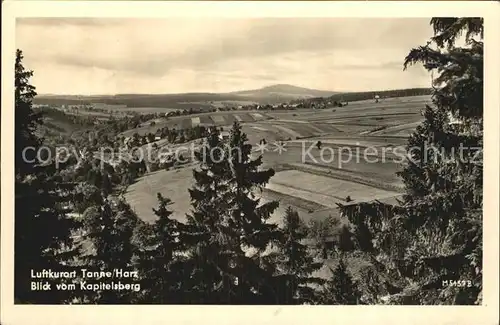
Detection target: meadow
<box><xmin>123</xmin><ymin>95</ymin><xmax>430</xmax><ymax>226</ymax></box>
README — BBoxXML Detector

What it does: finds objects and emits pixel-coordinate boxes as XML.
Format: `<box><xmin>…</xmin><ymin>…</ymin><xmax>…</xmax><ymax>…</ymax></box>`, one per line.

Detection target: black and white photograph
<box><xmin>1</xmin><ymin>2</ymin><xmax>498</xmax><ymax>318</ymax></box>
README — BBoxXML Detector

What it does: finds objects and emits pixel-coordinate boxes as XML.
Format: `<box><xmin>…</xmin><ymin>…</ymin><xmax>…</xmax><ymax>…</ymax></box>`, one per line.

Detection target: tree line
<box><xmin>336</xmin><ymin>18</ymin><xmax>483</xmax><ymax>304</ymax></box>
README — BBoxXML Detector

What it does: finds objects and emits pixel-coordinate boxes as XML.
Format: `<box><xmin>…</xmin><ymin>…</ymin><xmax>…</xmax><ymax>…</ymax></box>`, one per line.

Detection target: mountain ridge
<box><xmin>36</xmin><ymin>84</ymin><xmax>338</xmax><ymax>98</ymax></box>
<box><xmin>228</xmin><ymin>83</ymin><xmax>339</xmax><ymax>98</ymax></box>
<box><xmin>34</xmin><ymin>84</ymin><xmax>339</xmax><ymax>107</ymax></box>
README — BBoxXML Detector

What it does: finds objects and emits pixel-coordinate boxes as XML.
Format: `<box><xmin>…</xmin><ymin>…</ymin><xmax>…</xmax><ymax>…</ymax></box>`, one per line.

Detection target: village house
<box><xmin>219</xmin><ymin>131</ymin><xmax>230</xmax><ymax>141</ymax></box>
<box><xmin>154</xmin><ymin>130</ymin><xmax>162</xmax><ymax>141</ymax></box>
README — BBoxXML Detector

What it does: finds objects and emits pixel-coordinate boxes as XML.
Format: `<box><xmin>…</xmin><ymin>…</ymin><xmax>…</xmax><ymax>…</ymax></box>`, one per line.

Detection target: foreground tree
<box><xmin>274</xmin><ymin>207</ymin><xmax>324</xmax><ymax>304</ymax></box>
<box><xmin>14</xmin><ymin>50</ymin><xmax>80</xmax><ymax>303</ymax></box>
<box><xmin>319</xmin><ymin>259</ymin><xmax>361</xmax><ymax>305</ymax></box>
<box><xmin>182</xmin><ymin>128</ymin><xmax>235</xmax><ymax>303</ymax></box>
<box><xmin>183</xmin><ymin>123</ymin><xmax>282</xmax><ymax>303</ymax></box>
<box><xmin>338</xmin><ymin>18</ymin><xmax>483</xmax><ymax>304</ymax></box>
<box><xmin>81</xmin><ymin>198</ymin><xmax>139</xmax><ymax>303</ymax></box>
<box><xmin>221</xmin><ymin>121</ymin><xmax>287</xmax><ymax>303</ymax></box>
<box><xmin>132</xmin><ymin>194</ymin><xmax>187</xmax><ymax>303</ymax></box>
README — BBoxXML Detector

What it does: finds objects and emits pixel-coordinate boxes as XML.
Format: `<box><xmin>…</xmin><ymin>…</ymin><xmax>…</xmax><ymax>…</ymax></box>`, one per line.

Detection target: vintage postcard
<box><xmin>1</xmin><ymin>1</ymin><xmax>499</xmax><ymax>325</ymax></box>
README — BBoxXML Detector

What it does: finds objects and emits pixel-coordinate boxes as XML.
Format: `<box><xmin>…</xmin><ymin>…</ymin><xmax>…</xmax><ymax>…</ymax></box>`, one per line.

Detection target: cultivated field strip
<box><xmin>265</xmin><ymin>183</ymin><xmax>342</xmax><ymax>208</ymax></box>
<box><xmin>191</xmin><ymin>117</ymin><xmax>201</xmax><ymax>126</ymax></box>
<box><xmin>268</xmin><ymin>170</ymin><xmax>401</xmax><ymax>206</ymax></box>
<box><xmin>211</xmin><ymin>115</ymin><xmax>226</xmax><ymax>124</ymax></box>
<box><xmin>306</xmin><ymin>111</ymin><xmax>420</xmax><ymax>122</ymax></box>
<box><xmin>273</xmin><ymin>124</ymin><xmax>305</xmax><ymax>139</ymax></box>
<box><xmin>119</xmin><ymin>111</ymin><xmax>272</xmax><ymax>136</ymax></box>
<box><xmin>369</xmin><ymin>121</ymin><xmax>422</xmax><ymax>136</ymax></box>
<box><xmin>284</xmin><ymin>163</ymin><xmax>404</xmax><ymax>193</ymax></box>
<box><xmin>259</xmin><ymin>190</ymin><xmax>331</xmax><ymax>221</ymax></box>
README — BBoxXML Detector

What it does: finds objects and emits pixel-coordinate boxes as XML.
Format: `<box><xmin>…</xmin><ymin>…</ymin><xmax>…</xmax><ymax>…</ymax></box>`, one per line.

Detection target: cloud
<box><xmin>16</xmin><ymin>17</ymin><xmax>433</xmax><ymax>94</ymax></box>
<box><xmin>329</xmin><ymin>61</ymin><xmax>405</xmax><ymax>71</ymax></box>
<box><xmin>17</xmin><ymin>18</ymin><xmax>125</xmax><ymax>27</ymax></box>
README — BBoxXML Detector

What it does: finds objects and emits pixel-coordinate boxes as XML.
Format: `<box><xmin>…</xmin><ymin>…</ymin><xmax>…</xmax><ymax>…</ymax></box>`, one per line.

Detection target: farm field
<box><xmin>268</xmin><ymin>170</ymin><xmax>400</xmax><ymax>206</ymax></box>
<box><xmin>119</xmin><ymin>111</ymin><xmax>273</xmax><ymax>137</ymax></box>
<box><xmin>118</xmin><ymin>107</ymin><xmax>181</xmax><ymax>113</ymax></box>
<box><xmin>123</xmin><ymin>95</ymin><xmax>428</xmax><ymax>226</ymax></box>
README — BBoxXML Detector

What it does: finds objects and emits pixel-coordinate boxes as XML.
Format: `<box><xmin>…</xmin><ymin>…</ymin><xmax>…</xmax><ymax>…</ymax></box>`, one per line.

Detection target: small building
<box><xmin>154</xmin><ymin>131</ymin><xmax>162</xmax><ymax>141</ymax></box>
<box><xmin>219</xmin><ymin>131</ymin><xmax>230</xmax><ymax>141</ymax></box>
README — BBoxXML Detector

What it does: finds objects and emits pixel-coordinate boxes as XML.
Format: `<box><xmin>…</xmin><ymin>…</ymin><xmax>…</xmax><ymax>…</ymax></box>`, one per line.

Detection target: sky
<box><xmin>16</xmin><ymin>18</ymin><xmax>434</xmax><ymax>95</ymax></box>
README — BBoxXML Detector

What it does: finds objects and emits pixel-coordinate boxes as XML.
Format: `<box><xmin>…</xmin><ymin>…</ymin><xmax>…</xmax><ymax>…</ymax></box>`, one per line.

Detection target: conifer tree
<box><xmin>183</xmin><ymin>128</ymin><xmax>235</xmax><ymax>303</ymax></box>
<box><xmin>15</xmin><ymin>50</ymin><xmax>41</xmax><ymax>177</ymax></box>
<box><xmin>101</xmin><ymin>172</ymin><xmax>113</xmax><ymax>196</ymax></box>
<box><xmin>223</xmin><ymin>121</ymin><xmax>283</xmax><ymax>303</ymax></box>
<box><xmin>73</xmin><ymin>182</ymin><xmax>103</xmax><ymax>214</ymax></box>
<box><xmin>226</xmin><ymin>121</ymin><xmax>280</xmax><ymax>250</ymax></box>
<box><xmin>14</xmin><ymin>49</ymin><xmax>80</xmax><ymax>303</ymax></box>
<box><xmin>338</xmin><ymin>18</ymin><xmax>483</xmax><ymax>304</ymax></box>
<box><xmin>320</xmin><ymin>259</ymin><xmax>360</xmax><ymax>305</ymax></box>
<box><xmin>132</xmin><ymin>193</ymin><xmax>186</xmax><ymax>303</ymax></box>
<box><xmin>184</xmin><ymin>123</ymin><xmax>281</xmax><ymax>304</ymax></box>
<box><xmin>274</xmin><ymin>207</ymin><xmax>324</xmax><ymax>304</ymax></box>
<box><xmin>81</xmin><ymin>198</ymin><xmax>139</xmax><ymax>303</ymax></box>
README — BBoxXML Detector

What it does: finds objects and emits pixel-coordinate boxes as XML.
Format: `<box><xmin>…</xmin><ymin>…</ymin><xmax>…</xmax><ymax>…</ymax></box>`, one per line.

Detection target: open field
<box><xmin>119</xmin><ymin>111</ymin><xmax>273</xmax><ymax>137</ymax></box>
<box><xmin>125</xmin><ymin>167</ymin><xmax>195</xmax><ymax>223</ymax></box>
<box><xmin>124</xmin><ymin>164</ymin><xmax>337</xmax><ymax>224</ymax></box>
<box><xmin>285</xmin><ymin>162</ymin><xmax>404</xmax><ymax>193</ymax></box>
<box><xmin>123</xmin><ymin>95</ymin><xmax>427</xmax><ymax>225</ymax></box>
<box><xmin>268</xmin><ymin>170</ymin><xmax>400</xmax><ymax>207</ymax></box>
<box><xmin>117</xmin><ymin>107</ymin><xmax>181</xmax><ymax>113</ymax></box>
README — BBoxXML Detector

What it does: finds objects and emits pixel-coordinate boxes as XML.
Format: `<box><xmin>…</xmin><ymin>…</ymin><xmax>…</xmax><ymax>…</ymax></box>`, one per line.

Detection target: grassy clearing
<box><xmin>124</xmin><ymin>167</ymin><xmax>195</xmax><ymax>223</ymax></box>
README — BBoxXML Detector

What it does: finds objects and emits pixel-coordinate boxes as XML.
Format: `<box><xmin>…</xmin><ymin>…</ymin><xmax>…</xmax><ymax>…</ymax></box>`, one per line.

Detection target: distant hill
<box><xmin>33</xmin><ymin>84</ymin><xmax>339</xmax><ymax>108</ymax></box>
<box><xmin>228</xmin><ymin>84</ymin><xmax>339</xmax><ymax>101</ymax></box>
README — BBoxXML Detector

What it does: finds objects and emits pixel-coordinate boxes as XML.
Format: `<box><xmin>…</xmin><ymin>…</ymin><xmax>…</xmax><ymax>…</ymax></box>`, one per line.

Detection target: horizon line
<box><xmin>35</xmin><ymin>84</ymin><xmax>431</xmax><ymax>98</ymax></box>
